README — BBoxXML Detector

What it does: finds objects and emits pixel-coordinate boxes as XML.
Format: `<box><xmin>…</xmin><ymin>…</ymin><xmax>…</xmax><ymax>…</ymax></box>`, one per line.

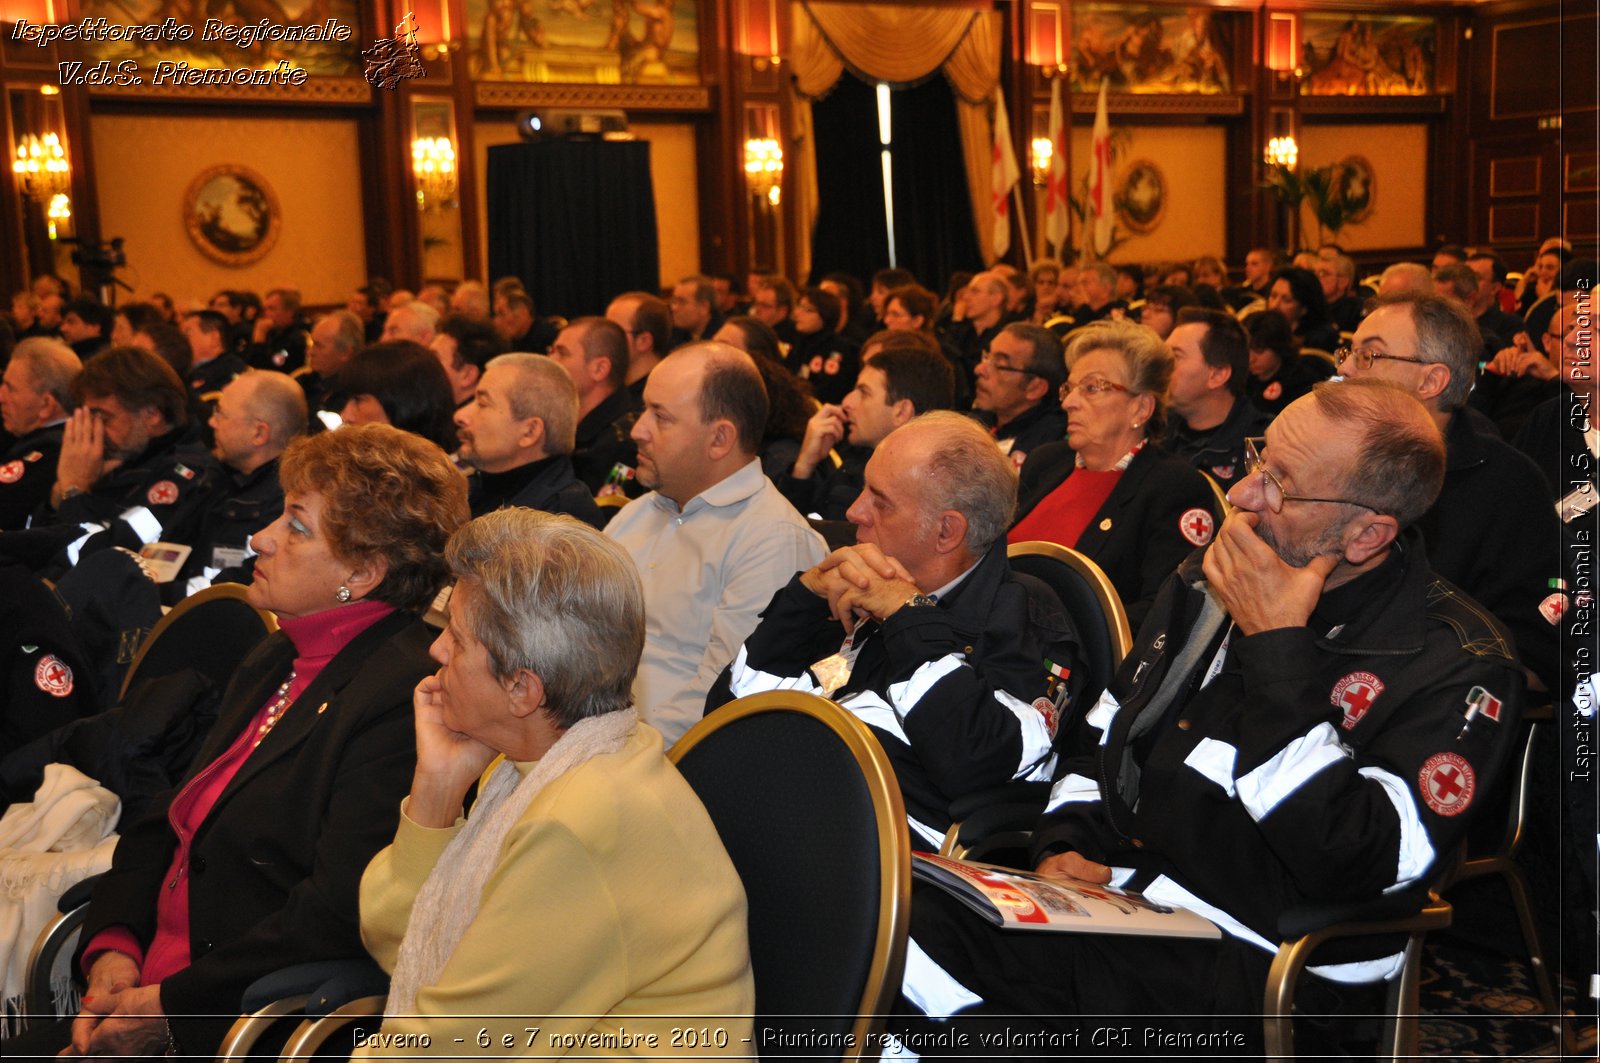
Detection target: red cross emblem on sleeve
<box><xmin>1418</xmin><ymin>752</ymin><xmax>1475</xmax><ymax>816</ymax></box>
<box><xmin>1179</xmin><ymin>507</ymin><xmax>1214</xmax><ymax>546</ymax></box>
<box><xmin>1332</xmin><ymin>671</ymin><xmax>1385</xmax><ymax>730</ymax></box>
<box><xmin>34</xmin><ymin>654</ymin><xmax>74</xmax><ymax>697</ymax></box>
<box><xmin>147</xmin><ymin>480</ymin><xmax>179</xmax><ymax>506</ymax></box>
<box><xmin>0</xmin><ymin>460</ymin><xmax>22</xmax><ymax>484</ymax></box>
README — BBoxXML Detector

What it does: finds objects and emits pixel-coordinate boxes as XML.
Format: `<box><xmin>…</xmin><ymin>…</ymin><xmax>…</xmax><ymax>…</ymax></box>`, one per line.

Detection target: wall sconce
<box><xmin>1263</xmin><ymin>136</ymin><xmax>1298</xmax><ymax>169</ymax></box>
<box><xmin>1030</xmin><ymin>137</ymin><xmax>1053</xmax><ymax>187</ymax></box>
<box><xmin>411</xmin><ymin>135</ymin><xmax>457</xmax><ymax>209</ymax></box>
<box><xmin>46</xmin><ymin>191</ymin><xmax>71</xmax><ymax>239</ymax></box>
<box><xmin>13</xmin><ymin>131</ymin><xmax>70</xmax><ymax>199</ymax></box>
<box><xmin>744</xmin><ymin>137</ymin><xmax>782</xmax><ymax>206</ymax></box>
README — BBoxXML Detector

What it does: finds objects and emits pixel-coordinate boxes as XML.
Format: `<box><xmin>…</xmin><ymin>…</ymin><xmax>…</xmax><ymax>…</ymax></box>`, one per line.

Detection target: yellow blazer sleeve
<box><xmin>358</xmin><ymin>800</ymin><xmax>463</xmax><ymax>974</ymax></box>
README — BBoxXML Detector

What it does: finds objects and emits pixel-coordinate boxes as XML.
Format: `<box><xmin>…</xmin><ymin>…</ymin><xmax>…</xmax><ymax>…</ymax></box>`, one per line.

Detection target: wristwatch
<box><xmin>51</xmin><ymin>483</ymin><xmax>85</xmax><ymax>508</ymax></box>
<box><xmin>902</xmin><ymin>593</ymin><xmax>938</xmax><ymax>609</ymax></box>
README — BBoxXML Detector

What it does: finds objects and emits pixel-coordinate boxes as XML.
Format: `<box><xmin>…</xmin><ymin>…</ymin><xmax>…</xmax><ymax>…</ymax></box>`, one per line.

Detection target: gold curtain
<box><xmin>787</xmin><ymin>2</ymin><xmax>1005</xmax><ymax>274</ymax></box>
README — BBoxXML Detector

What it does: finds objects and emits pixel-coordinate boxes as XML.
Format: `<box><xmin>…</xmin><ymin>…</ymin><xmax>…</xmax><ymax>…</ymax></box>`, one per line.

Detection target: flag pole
<box><xmin>1012</xmin><ymin>182</ymin><xmax>1034</xmax><ymax>265</ymax></box>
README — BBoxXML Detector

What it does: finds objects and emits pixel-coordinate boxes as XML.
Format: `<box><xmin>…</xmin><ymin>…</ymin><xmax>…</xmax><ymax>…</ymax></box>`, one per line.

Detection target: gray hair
<box><xmin>452</xmin><ymin>281</ymin><xmax>491</xmax><ymax>319</ymax></box>
<box><xmin>904</xmin><ymin>411</ymin><xmax>1017</xmax><ymax>555</ymax></box>
<box><xmin>1378</xmin><ymin>262</ymin><xmax>1433</xmax><ymax>297</ymax></box>
<box><xmin>9</xmin><ymin>337</ymin><xmax>81</xmax><ymax>412</ymax></box>
<box><xmin>238</xmin><ymin>369</ymin><xmax>309</xmax><ymax>447</ymax></box>
<box><xmin>1375</xmin><ymin>293</ymin><xmax>1481</xmax><ymax>411</ymax></box>
<box><xmin>446</xmin><ymin>509</ymin><xmax>645</xmax><ymax>729</ymax></box>
<box><xmin>319</xmin><ymin>310</ymin><xmax>365</xmax><ymax>355</ymax></box>
<box><xmin>1309</xmin><ymin>379</ymin><xmax>1445</xmax><ymax>528</ymax></box>
<box><xmin>1064</xmin><ymin>318</ymin><xmax>1173</xmax><ymax>437</ymax></box>
<box><xmin>1080</xmin><ymin>261</ymin><xmax>1117</xmax><ymax>288</ymax></box>
<box><xmin>486</xmin><ymin>353</ymin><xmax>579</xmax><ymax>456</ymax></box>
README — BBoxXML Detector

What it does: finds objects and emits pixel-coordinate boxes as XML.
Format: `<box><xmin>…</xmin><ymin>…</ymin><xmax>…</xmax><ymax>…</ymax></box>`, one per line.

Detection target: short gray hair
<box><xmin>1064</xmin><ymin>318</ymin><xmax>1173</xmax><ymax>437</ymax></box>
<box><xmin>1309</xmin><ymin>379</ymin><xmax>1445</xmax><ymax>528</ymax></box>
<box><xmin>319</xmin><ymin>310</ymin><xmax>364</xmax><ymax>354</ymax></box>
<box><xmin>486</xmin><ymin>353</ymin><xmax>579</xmax><ymax>455</ymax></box>
<box><xmin>1376</xmin><ymin>293</ymin><xmax>1481</xmax><ymax>411</ymax></box>
<box><xmin>9</xmin><ymin>337</ymin><xmax>81</xmax><ymax>411</ymax></box>
<box><xmin>446</xmin><ymin>510</ymin><xmax>645</xmax><ymax>729</ymax></box>
<box><xmin>904</xmin><ymin>410</ymin><xmax>1017</xmax><ymax>554</ymax></box>
<box><xmin>238</xmin><ymin>369</ymin><xmax>309</xmax><ymax>447</ymax></box>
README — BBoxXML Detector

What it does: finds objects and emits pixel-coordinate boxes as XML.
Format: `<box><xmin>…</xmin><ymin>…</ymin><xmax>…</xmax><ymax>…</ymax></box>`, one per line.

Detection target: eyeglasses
<box><xmin>1242</xmin><ymin>437</ymin><xmax>1374</xmax><ymax>513</ymax></box>
<box><xmin>1059</xmin><ymin>376</ymin><xmax>1131</xmax><ymax>402</ymax></box>
<box><xmin>1333</xmin><ymin>343</ymin><xmax>1430</xmax><ymax>372</ymax></box>
<box><xmin>979</xmin><ymin>349</ymin><xmax>1037</xmax><ymax>377</ymax></box>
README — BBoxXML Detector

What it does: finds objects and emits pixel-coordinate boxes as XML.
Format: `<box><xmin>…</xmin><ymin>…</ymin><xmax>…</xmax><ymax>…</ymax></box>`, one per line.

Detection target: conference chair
<box><xmin>674</xmin><ymin>691</ymin><xmax>911</xmax><ymax>1061</ymax></box>
<box><xmin>939</xmin><ymin>543</ymin><xmax>1132</xmax><ymax>864</ymax></box>
<box><xmin>119</xmin><ymin>582</ymin><xmax>277</xmax><ymax>701</ymax></box>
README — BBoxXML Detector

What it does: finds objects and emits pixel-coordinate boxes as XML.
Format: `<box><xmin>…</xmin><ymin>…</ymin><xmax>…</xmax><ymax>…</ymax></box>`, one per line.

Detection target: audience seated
<box><xmin>243</xmin><ymin>288</ymin><xmax>310</xmax><ymax>372</ymax></box>
<box><xmin>335</xmin><ymin>340</ymin><xmax>460</xmax><ymax>453</ymax></box>
<box><xmin>788</xmin><ymin>285</ymin><xmax>859</xmax><ymax>403</ymax></box>
<box><xmin>713</xmin><ymin>314</ymin><xmax>816</xmax><ymax>482</ymax></box>
<box><xmin>19</xmin><ymin>346</ymin><xmax>217</xmax><ymax>578</ymax></box>
<box><xmin>355</xmin><ymin>509</ymin><xmax>754</xmax><ymax>1054</ymax></box>
<box><xmin>1316</xmin><ymin>249</ymin><xmax>1365</xmax><ymax>333</ymax></box>
<box><xmin>545</xmin><ymin>316</ymin><xmax>642</xmax><ymax>496</ymax></box>
<box><xmin>1338</xmin><ymin>293</ymin><xmax>1563</xmax><ymax>692</ymax></box>
<box><xmin>1134</xmin><ymin>283</ymin><xmax>1197</xmax><ymax>340</ymax></box>
<box><xmin>894</xmin><ymin>381</ymin><xmax>1524</xmax><ymax>1044</ymax></box>
<box><xmin>179</xmin><ymin>370</ymin><xmax>306</xmax><ymax>596</ymax></box>
<box><xmin>491</xmin><ymin>287</ymin><xmax>557</xmax><ymax>354</ymax></box>
<box><xmin>0</xmin><ymin>337</ymin><xmax>80</xmax><ymax>530</ymax></box>
<box><xmin>1162</xmin><ymin>308</ymin><xmax>1270</xmax><ymax>490</ymax></box>
<box><xmin>605</xmin><ymin>290</ymin><xmax>672</xmax><ymax>401</ymax></box>
<box><xmin>6</xmin><ymin>424</ymin><xmax>467</xmax><ymax>1059</ymax></box>
<box><xmin>748</xmin><ymin>274</ymin><xmax>799</xmax><ymax>350</ymax></box>
<box><xmin>668</xmin><ymin>274</ymin><xmax>723</xmax><ymax>348</ymax></box>
<box><xmin>1009</xmin><ymin>320</ymin><xmax>1217</xmax><ymax>629</ymax></box>
<box><xmin>1244</xmin><ymin>308</ymin><xmax>1332</xmax><ymax>417</ymax></box>
<box><xmin>299</xmin><ymin>310</ymin><xmax>364</xmax><ymax>425</ymax></box>
<box><xmin>180</xmin><ymin>309</ymin><xmax>246</xmax><ymax>400</ymax></box>
<box><xmin>1268</xmin><ymin>266</ymin><xmax>1341</xmax><ymax>351</ymax></box>
<box><xmin>605</xmin><ymin>342</ymin><xmax>825</xmax><ymax>744</ymax></box>
<box><xmin>455</xmin><ymin>352</ymin><xmax>603</xmax><ymax>528</ymax></box>
<box><xmin>712</xmin><ymin>412</ymin><xmax>1078</xmax><ymax>851</ymax></box>
<box><xmin>430</xmin><ymin>313</ymin><xmax>507</xmax><ymax>411</ymax></box>
<box><xmin>380</xmin><ymin>300</ymin><xmax>440</xmax><ymax>346</ymax></box>
<box><xmin>777</xmin><ymin>330</ymin><xmax>954</xmax><ymax>522</ymax></box>
<box><xmin>59</xmin><ymin>297</ymin><xmax>112</xmax><ymax>360</ymax></box>
<box><xmin>971</xmin><ymin>322</ymin><xmax>1067</xmax><ymax>468</ymax></box>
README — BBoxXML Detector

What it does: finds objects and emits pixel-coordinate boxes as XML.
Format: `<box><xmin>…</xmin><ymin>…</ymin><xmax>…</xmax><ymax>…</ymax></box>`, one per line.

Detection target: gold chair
<box><xmin>674</xmin><ymin>691</ymin><xmax>911</xmax><ymax>1061</ymax></box>
<box><xmin>1199</xmin><ymin>469</ymin><xmax>1234</xmax><ymax>520</ymax></box>
<box><xmin>1301</xmin><ymin>347</ymin><xmax>1338</xmax><ymax>370</ymax></box>
<box><xmin>119</xmin><ymin>582</ymin><xmax>277</xmax><ymax>701</ymax></box>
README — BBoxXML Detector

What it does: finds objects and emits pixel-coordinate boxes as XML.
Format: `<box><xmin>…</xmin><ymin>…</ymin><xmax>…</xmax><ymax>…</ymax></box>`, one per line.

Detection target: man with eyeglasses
<box><xmin>1337</xmin><ymin>292</ymin><xmax>1563</xmax><ymax>694</ymax></box>
<box><xmin>1161</xmin><ymin>308</ymin><xmax>1269</xmax><ymax>490</ymax></box>
<box><xmin>970</xmin><ymin>323</ymin><xmax>1066</xmax><ymax>468</ymax></box>
<box><xmin>892</xmin><ymin>380</ymin><xmax>1524</xmax><ymax>1045</ymax></box>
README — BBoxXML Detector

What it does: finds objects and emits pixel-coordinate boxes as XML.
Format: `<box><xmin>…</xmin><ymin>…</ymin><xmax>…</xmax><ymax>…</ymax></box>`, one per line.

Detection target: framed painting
<box><xmin>465</xmin><ymin>0</ymin><xmax>700</xmax><ymax>84</ymax></box>
<box><xmin>1116</xmin><ymin>159</ymin><xmax>1166</xmax><ymax>235</ymax></box>
<box><xmin>1301</xmin><ymin>15</ymin><xmax>1435</xmax><ymax>97</ymax></box>
<box><xmin>1336</xmin><ymin>155</ymin><xmax>1376</xmax><ymax>223</ymax></box>
<box><xmin>1069</xmin><ymin>5</ymin><xmax>1232</xmax><ymax>95</ymax></box>
<box><xmin>184</xmin><ymin>165</ymin><xmax>281</xmax><ymax>266</ymax></box>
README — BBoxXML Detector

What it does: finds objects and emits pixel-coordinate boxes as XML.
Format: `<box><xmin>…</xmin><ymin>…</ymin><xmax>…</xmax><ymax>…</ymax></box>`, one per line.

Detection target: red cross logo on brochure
<box><xmin>1418</xmin><ymin>752</ymin><xmax>1475</xmax><ymax>817</ymax></box>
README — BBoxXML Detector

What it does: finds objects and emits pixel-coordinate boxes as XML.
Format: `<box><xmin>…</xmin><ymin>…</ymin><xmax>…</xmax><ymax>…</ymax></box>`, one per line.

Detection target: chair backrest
<box><xmin>1301</xmin><ymin>346</ymin><xmax>1338</xmax><ymax>369</ymax></box>
<box><xmin>670</xmin><ymin>692</ymin><xmax>910</xmax><ymax>1061</ymax></box>
<box><xmin>120</xmin><ymin>583</ymin><xmax>277</xmax><ymax>701</ymax></box>
<box><xmin>1198</xmin><ymin>469</ymin><xmax>1233</xmax><ymax>521</ymax></box>
<box><xmin>1007</xmin><ymin>542</ymin><xmax>1133</xmax><ymax>704</ymax></box>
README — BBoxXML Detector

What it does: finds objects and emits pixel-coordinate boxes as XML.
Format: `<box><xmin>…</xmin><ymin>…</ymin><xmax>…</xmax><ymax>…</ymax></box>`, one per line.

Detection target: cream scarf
<box><xmin>385</xmin><ymin>709</ymin><xmax>638</xmax><ymax>1014</ymax></box>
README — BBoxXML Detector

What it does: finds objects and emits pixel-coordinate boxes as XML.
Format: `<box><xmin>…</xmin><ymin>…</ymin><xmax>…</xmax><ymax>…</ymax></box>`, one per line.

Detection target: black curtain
<box><xmin>888</xmin><ymin>76</ymin><xmax>984</xmax><ymax>295</ymax></box>
<box><xmin>485</xmin><ymin>140</ymin><xmax>659</xmax><ymax>320</ymax></box>
<box><xmin>807</xmin><ymin>73</ymin><xmax>983</xmax><ymax>295</ymax></box>
<box><xmin>807</xmin><ymin>73</ymin><xmax>890</xmax><ymax>287</ymax></box>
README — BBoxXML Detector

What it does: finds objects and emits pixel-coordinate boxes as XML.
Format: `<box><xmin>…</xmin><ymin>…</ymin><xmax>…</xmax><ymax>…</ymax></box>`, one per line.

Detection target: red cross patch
<box><xmin>1331</xmin><ymin>671</ymin><xmax>1385</xmax><ymax>730</ymax></box>
<box><xmin>1179</xmin><ymin>507</ymin><xmax>1214</xmax><ymax>546</ymax></box>
<box><xmin>1032</xmin><ymin>696</ymin><xmax>1060</xmax><ymax>739</ymax></box>
<box><xmin>34</xmin><ymin>654</ymin><xmax>74</xmax><ymax>697</ymax></box>
<box><xmin>0</xmin><ymin>460</ymin><xmax>22</xmax><ymax>484</ymax></box>
<box><xmin>1418</xmin><ymin>752</ymin><xmax>1475</xmax><ymax>816</ymax></box>
<box><xmin>1211</xmin><ymin>464</ymin><xmax>1235</xmax><ymax>482</ymax></box>
<box><xmin>147</xmin><ymin>480</ymin><xmax>180</xmax><ymax>506</ymax></box>
<box><xmin>1539</xmin><ymin>592</ymin><xmax>1567</xmax><ymax>625</ymax></box>
<box><xmin>1263</xmin><ymin>381</ymin><xmax>1283</xmax><ymax>401</ymax></box>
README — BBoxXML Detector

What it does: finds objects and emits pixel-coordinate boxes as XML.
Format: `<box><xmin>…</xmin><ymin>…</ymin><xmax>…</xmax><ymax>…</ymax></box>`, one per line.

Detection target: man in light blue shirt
<box><xmin>606</xmin><ymin>342</ymin><xmax>825</xmax><ymax>743</ymax></box>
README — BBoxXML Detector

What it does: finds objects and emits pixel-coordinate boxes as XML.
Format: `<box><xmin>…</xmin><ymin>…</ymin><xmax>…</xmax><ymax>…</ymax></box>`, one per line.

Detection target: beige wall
<box><xmin>1297</xmin><ymin>123</ymin><xmax>1428</xmax><ymax>252</ymax></box>
<box><xmin>473</xmin><ymin>120</ymin><xmax>700</xmax><ymax>293</ymax></box>
<box><xmin>1064</xmin><ymin>124</ymin><xmax>1228</xmax><ymax>264</ymax></box>
<box><xmin>90</xmin><ymin>114</ymin><xmax>366</xmax><ymax>307</ymax></box>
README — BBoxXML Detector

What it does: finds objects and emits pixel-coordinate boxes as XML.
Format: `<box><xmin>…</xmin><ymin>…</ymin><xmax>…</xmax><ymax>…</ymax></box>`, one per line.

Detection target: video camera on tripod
<box><xmin>59</xmin><ymin>236</ymin><xmax>131</xmax><ymax>305</ymax></box>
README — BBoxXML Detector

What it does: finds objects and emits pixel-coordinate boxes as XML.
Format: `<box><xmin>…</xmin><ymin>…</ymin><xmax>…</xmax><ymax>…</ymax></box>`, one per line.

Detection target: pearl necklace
<box><xmin>254</xmin><ymin>672</ymin><xmax>297</xmax><ymax>747</ymax></box>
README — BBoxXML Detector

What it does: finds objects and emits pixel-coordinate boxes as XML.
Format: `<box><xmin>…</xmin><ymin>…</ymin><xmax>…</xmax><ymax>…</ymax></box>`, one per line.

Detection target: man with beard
<box><xmin>605</xmin><ymin>343</ymin><xmax>824</xmax><ymax>743</ymax></box>
<box><xmin>893</xmin><ymin>380</ymin><xmax>1523</xmax><ymax>1047</ymax></box>
<box><xmin>29</xmin><ymin>346</ymin><xmax>218</xmax><ymax>576</ymax></box>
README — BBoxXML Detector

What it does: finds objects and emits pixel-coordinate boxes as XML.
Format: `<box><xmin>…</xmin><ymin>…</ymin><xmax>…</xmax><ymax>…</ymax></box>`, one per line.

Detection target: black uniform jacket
<box><xmin>571</xmin><ymin>386</ymin><xmax>642</xmax><ymax>495</ymax></box>
<box><xmin>468</xmin><ymin>453</ymin><xmax>605</xmax><ymax>528</ymax></box>
<box><xmin>1163</xmin><ymin>396</ymin><xmax>1271</xmax><ymax>490</ymax></box>
<box><xmin>1015</xmin><ymin>441</ymin><xmax>1218</xmax><ymax>631</ymax></box>
<box><xmin>0</xmin><ymin>423</ymin><xmax>64</xmax><ymax>530</ymax></box>
<box><xmin>75</xmin><ymin>610</ymin><xmax>432</xmax><ymax>1053</ymax></box>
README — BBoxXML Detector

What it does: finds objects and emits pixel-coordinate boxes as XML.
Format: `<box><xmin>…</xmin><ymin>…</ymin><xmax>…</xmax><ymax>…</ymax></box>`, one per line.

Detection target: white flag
<box><xmin>1044</xmin><ymin>76</ymin><xmax>1069</xmax><ymax>253</ymax></box>
<box><xmin>991</xmin><ymin>87</ymin><xmax>1020</xmax><ymax>258</ymax></box>
<box><xmin>1088</xmin><ymin>77</ymin><xmax>1113</xmax><ymax>256</ymax></box>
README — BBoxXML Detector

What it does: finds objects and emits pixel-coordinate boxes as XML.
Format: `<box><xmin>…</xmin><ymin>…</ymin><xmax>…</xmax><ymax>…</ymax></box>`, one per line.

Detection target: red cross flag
<box><xmin>991</xmin><ymin>87</ymin><xmax>1020</xmax><ymax>259</ymax></box>
<box><xmin>1044</xmin><ymin>75</ymin><xmax>1070</xmax><ymax>254</ymax></box>
<box><xmin>1088</xmin><ymin>77</ymin><xmax>1113</xmax><ymax>256</ymax></box>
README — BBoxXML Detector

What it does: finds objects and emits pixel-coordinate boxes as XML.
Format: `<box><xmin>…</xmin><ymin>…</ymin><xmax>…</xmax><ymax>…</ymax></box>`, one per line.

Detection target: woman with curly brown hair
<box><xmin>28</xmin><ymin>424</ymin><xmax>469</xmax><ymax>1060</ymax></box>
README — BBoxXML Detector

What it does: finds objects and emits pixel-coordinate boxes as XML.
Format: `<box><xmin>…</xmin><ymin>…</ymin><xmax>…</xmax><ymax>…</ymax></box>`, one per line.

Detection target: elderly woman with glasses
<box><xmin>1008</xmin><ymin>321</ymin><xmax>1219</xmax><ymax>629</ymax></box>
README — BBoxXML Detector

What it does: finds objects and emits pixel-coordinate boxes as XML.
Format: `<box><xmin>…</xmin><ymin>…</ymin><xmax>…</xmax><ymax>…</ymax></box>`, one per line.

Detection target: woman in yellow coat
<box><xmin>356</xmin><ymin>509</ymin><xmax>754</xmax><ymax>1057</ymax></box>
